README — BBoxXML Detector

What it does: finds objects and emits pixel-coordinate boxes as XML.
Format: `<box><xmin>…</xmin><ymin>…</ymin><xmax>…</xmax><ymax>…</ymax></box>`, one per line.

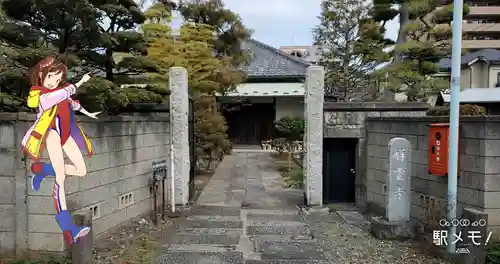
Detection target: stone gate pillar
<box><xmin>304</xmin><ymin>66</ymin><xmax>324</xmax><ymax>206</ymax></box>
<box><xmin>169</xmin><ymin>67</ymin><xmax>189</xmax><ymax>205</ymax></box>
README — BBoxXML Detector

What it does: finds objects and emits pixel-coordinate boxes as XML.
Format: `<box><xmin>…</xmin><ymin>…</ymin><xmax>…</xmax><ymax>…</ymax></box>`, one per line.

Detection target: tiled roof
<box><xmin>240</xmin><ymin>39</ymin><xmax>310</xmax><ymax>78</ymax></box>
<box><xmin>439</xmin><ymin>49</ymin><xmax>500</xmax><ymax>69</ymax></box>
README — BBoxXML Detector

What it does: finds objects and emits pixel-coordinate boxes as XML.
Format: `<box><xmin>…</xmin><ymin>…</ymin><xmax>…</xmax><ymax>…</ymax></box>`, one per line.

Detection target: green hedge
<box><xmin>487</xmin><ymin>242</ymin><xmax>500</xmax><ymax>263</ymax></box>
<box><xmin>426</xmin><ymin>104</ymin><xmax>486</xmax><ymax>116</ymax></box>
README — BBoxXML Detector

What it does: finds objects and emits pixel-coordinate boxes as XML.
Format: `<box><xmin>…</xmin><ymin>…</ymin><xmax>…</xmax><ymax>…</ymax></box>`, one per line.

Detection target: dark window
<box><xmin>497</xmin><ymin>73</ymin><xmax>500</xmax><ymax>85</ymax></box>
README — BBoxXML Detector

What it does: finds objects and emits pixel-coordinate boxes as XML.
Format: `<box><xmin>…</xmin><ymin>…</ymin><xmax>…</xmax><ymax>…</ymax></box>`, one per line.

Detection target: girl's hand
<box><xmin>80</xmin><ymin>73</ymin><xmax>91</xmax><ymax>83</ymax></box>
<box><xmin>86</xmin><ymin>111</ymin><xmax>101</xmax><ymax>119</ymax></box>
<box><xmin>75</xmin><ymin>73</ymin><xmax>92</xmax><ymax>87</ymax></box>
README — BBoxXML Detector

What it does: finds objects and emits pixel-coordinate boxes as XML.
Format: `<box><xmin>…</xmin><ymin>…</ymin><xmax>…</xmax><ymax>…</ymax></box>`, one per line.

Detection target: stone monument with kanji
<box><xmin>371</xmin><ymin>137</ymin><xmax>418</xmax><ymax>240</ymax></box>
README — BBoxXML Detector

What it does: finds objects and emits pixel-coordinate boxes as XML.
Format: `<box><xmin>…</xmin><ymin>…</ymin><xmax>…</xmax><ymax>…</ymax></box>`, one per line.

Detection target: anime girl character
<box><xmin>21</xmin><ymin>56</ymin><xmax>101</xmax><ymax>245</ymax></box>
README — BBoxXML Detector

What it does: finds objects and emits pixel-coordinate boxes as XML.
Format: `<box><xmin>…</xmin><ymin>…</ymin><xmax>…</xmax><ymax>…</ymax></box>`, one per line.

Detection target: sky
<box><xmin>221</xmin><ymin>0</ymin><xmax>400</xmax><ymax>48</ymax></box>
<box><xmin>160</xmin><ymin>0</ymin><xmax>400</xmax><ymax>49</ymax></box>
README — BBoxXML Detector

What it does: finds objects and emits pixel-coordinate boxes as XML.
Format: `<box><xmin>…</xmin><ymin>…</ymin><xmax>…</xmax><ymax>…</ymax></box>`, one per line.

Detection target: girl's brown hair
<box><xmin>28</xmin><ymin>56</ymin><xmax>68</xmax><ymax>87</ymax></box>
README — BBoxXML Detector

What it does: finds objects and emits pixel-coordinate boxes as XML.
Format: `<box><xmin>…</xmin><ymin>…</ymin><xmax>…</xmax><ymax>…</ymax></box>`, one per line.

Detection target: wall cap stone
<box><xmin>0</xmin><ymin>113</ymin><xmax>169</xmax><ymax>122</ymax></box>
<box><xmin>366</xmin><ymin>115</ymin><xmax>500</xmax><ymax>123</ymax></box>
<box><xmin>324</xmin><ymin>102</ymin><xmax>429</xmax><ymax>111</ymax></box>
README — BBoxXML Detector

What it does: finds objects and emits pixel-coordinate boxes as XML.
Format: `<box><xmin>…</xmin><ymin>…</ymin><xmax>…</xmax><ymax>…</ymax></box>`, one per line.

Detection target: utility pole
<box><xmin>447</xmin><ymin>0</ymin><xmax>463</xmax><ymax>255</ymax></box>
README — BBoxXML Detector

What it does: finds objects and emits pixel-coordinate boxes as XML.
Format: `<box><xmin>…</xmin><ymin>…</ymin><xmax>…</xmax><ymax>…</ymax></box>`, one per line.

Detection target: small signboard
<box><xmin>152</xmin><ymin>160</ymin><xmax>167</xmax><ymax>181</ymax></box>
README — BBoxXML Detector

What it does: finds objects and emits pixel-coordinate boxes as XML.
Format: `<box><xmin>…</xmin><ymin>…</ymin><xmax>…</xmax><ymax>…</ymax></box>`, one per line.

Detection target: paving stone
<box><xmin>229</xmin><ymin>179</ymin><xmax>246</xmax><ymax>190</ymax></box>
<box><xmin>177</xmin><ymin>219</ymin><xmax>243</xmax><ymax>229</ymax></box>
<box><xmin>248</xmin><ymin>235</ymin><xmax>296</xmax><ymax>242</ymax></box>
<box><xmin>337</xmin><ymin>211</ymin><xmax>369</xmax><ymax>224</ymax></box>
<box><xmin>178</xmin><ymin>228</ymin><xmax>241</xmax><ymax>235</ymax></box>
<box><xmin>166</xmin><ymin>244</ymin><xmax>237</xmax><ymax>252</ymax></box>
<box><xmin>242</xmin><ymin>203</ymin><xmax>295</xmax><ymax>210</ymax></box>
<box><xmin>247</xmin><ymin>225</ymin><xmax>311</xmax><ymax>237</ymax></box>
<box><xmin>156</xmin><ymin>251</ymin><xmax>243</xmax><ymax>264</ymax></box>
<box><xmin>254</xmin><ymin>240</ymin><xmax>326</xmax><ymax>260</ymax></box>
<box><xmin>245</xmin><ymin>209</ymin><xmax>298</xmax><ymax>215</ymax></box>
<box><xmin>246</xmin><ymin>214</ymin><xmax>304</xmax><ymax>222</ymax></box>
<box><xmin>188</xmin><ymin>215</ymin><xmax>241</xmax><ymax>221</ymax></box>
<box><xmin>247</xmin><ymin>220</ymin><xmax>306</xmax><ymax>227</ymax></box>
<box><xmin>189</xmin><ymin>205</ymin><xmax>241</xmax><ymax>216</ymax></box>
<box><xmin>166</xmin><ymin>234</ymin><xmax>241</xmax><ymax>245</ymax></box>
<box><xmin>245</xmin><ymin>260</ymin><xmax>330</xmax><ymax>264</ymax></box>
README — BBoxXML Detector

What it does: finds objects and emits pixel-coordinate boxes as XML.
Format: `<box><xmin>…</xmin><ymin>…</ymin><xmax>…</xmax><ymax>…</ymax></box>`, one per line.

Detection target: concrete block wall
<box><xmin>0</xmin><ymin>114</ymin><xmax>27</xmax><ymax>256</ymax></box>
<box><xmin>0</xmin><ymin>113</ymin><xmax>170</xmax><ymax>254</ymax></box>
<box><xmin>365</xmin><ymin>116</ymin><xmax>500</xmax><ymax>234</ymax></box>
<box><xmin>323</xmin><ymin>102</ymin><xmax>428</xmax><ymax>208</ymax></box>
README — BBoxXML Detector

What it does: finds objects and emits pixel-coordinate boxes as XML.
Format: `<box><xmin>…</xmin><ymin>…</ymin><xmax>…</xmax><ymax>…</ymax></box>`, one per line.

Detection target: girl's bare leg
<box><xmin>62</xmin><ymin>137</ymin><xmax>87</xmax><ymax>177</ymax></box>
<box><xmin>45</xmin><ymin>130</ymin><xmax>67</xmax><ymax>211</ymax></box>
<box><xmin>30</xmin><ymin>136</ymin><xmax>86</xmax><ymax>192</ymax></box>
<box><xmin>46</xmin><ymin>131</ymin><xmax>90</xmax><ymax>244</ymax></box>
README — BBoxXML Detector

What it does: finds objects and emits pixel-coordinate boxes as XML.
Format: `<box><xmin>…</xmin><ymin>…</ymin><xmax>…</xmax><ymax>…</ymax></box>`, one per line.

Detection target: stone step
<box><xmin>156</xmin><ymin>251</ymin><xmax>243</xmax><ymax>264</ymax></box>
<box><xmin>247</xmin><ymin>220</ymin><xmax>306</xmax><ymax>227</ymax></box>
<box><xmin>244</xmin><ymin>209</ymin><xmax>299</xmax><ymax>215</ymax></box>
<box><xmin>245</xmin><ymin>260</ymin><xmax>330</xmax><ymax>264</ymax></box>
<box><xmin>177</xmin><ymin>228</ymin><xmax>242</xmax><ymax>235</ymax></box>
<box><xmin>249</xmin><ymin>235</ymin><xmax>313</xmax><ymax>242</ymax></box>
<box><xmin>165</xmin><ymin>233</ymin><xmax>241</xmax><ymax>245</ymax></box>
<box><xmin>253</xmin><ymin>240</ymin><xmax>326</xmax><ymax>260</ymax></box>
<box><xmin>166</xmin><ymin>244</ymin><xmax>237</xmax><ymax>252</ymax></box>
<box><xmin>188</xmin><ymin>215</ymin><xmax>242</xmax><ymax>221</ymax></box>
<box><xmin>336</xmin><ymin>211</ymin><xmax>369</xmax><ymax>225</ymax></box>
<box><xmin>242</xmin><ymin>202</ymin><xmax>298</xmax><ymax>211</ymax></box>
<box><xmin>246</xmin><ymin>213</ymin><xmax>304</xmax><ymax>222</ymax></box>
<box><xmin>177</xmin><ymin>219</ymin><xmax>243</xmax><ymax>229</ymax></box>
<box><xmin>247</xmin><ymin>225</ymin><xmax>311</xmax><ymax>237</ymax></box>
<box><xmin>189</xmin><ymin>205</ymin><xmax>241</xmax><ymax>216</ymax></box>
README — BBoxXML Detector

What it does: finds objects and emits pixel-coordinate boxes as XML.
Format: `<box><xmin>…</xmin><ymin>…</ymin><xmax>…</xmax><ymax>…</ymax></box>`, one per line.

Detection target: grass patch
<box><xmin>109</xmin><ymin>233</ymin><xmax>159</xmax><ymax>264</ymax></box>
<box><xmin>8</xmin><ymin>256</ymin><xmax>71</xmax><ymax>264</ymax></box>
<box><xmin>92</xmin><ymin>217</ymin><xmax>173</xmax><ymax>264</ymax></box>
<box><xmin>282</xmin><ymin>169</ymin><xmax>304</xmax><ymax>188</ymax></box>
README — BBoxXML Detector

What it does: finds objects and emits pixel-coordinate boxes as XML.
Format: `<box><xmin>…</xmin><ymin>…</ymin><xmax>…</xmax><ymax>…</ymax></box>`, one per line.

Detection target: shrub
<box><xmin>426</xmin><ymin>104</ymin><xmax>486</xmax><ymax>116</ymax></box>
<box><xmin>274</xmin><ymin>116</ymin><xmax>304</xmax><ymax>141</ymax></box>
<box><xmin>274</xmin><ymin>116</ymin><xmax>305</xmax><ymax>170</ymax></box>
<box><xmin>270</xmin><ymin>138</ymin><xmax>288</xmax><ymax>154</ymax></box>
<box><xmin>486</xmin><ymin>242</ymin><xmax>500</xmax><ymax>264</ymax></box>
<box><xmin>283</xmin><ymin>169</ymin><xmax>304</xmax><ymax>188</ymax></box>
<box><xmin>194</xmin><ymin>95</ymin><xmax>232</xmax><ymax>171</ymax></box>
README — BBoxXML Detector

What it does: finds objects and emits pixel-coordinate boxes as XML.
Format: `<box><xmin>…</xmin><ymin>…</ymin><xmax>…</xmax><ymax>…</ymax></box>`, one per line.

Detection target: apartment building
<box><xmin>442</xmin><ymin>0</ymin><xmax>500</xmax><ymax>49</ymax></box>
<box><xmin>435</xmin><ymin>49</ymin><xmax>500</xmax><ymax>113</ymax></box>
<box><xmin>437</xmin><ymin>49</ymin><xmax>500</xmax><ymax>89</ymax></box>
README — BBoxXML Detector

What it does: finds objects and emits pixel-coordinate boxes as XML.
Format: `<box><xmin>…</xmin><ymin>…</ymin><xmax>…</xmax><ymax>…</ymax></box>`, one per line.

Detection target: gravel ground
<box><xmin>305</xmin><ymin>212</ymin><xmax>450</xmax><ymax>264</ymax></box>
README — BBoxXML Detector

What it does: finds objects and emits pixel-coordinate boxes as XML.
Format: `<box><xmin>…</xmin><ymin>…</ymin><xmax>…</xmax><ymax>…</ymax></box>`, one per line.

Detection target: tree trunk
<box><xmin>343</xmin><ymin>52</ymin><xmax>350</xmax><ymax>101</ymax></box>
<box><xmin>105</xmin><ymin>49</ymin><xmax>114</xmax><ymax>81</ymax></box>
<box><xmin>394</xmin><ymin>3</ymin><xmax>409</xmax><ymax>63</ymax></box>
<box><xmin>385</xmin><ymin>3</ymin><xmax>409</xmax><ymax>101</ymax></box>
<box><xmin>288</xmin><ymin>151</ymin><xmax>292</xmax><ymax>171</ymax></box>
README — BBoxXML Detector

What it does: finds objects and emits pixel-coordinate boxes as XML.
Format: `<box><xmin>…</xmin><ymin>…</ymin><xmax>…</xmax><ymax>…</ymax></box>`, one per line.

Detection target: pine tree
<box><xmin>362</xmin><ymin>0</ymin><xmax>469</xmax><ymax>101</ymax></box>
<box><xmin>314</xmin><ymin>0</ymin><xmax>391</xmax><ymax>101</ymax></box>
<box><xmin>177</xmin><ymin>0</ymin><xmax>252</xmax><ymax>65</ymax></box>
<box><xmin>0</xmin><ymin>0</ymin><xmax>164</xmax><ymax>112</ymax></box>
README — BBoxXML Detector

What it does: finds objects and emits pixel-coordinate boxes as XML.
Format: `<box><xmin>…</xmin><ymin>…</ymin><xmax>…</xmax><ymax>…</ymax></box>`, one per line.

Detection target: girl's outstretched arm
<box><xmin>69</xmin><ymin>99</ymin><xmax>101</xmax><ymax>119</ymax></box>
<box><xmin>38</xmin><ymin>84</ymin><xmax>76</xmax><ymax>111</ymax></box>
<box><xmin>79</xmin><ymin>108</ymin><xmax>101</xmax><ymax>119</ymax></box>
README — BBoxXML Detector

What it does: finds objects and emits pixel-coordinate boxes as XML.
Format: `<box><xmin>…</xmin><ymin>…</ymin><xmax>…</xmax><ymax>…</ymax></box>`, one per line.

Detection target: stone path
<box><xmin>155</xmin><ymin>151</ymin><xmax>448</xmax><ymax>264</ymax></box>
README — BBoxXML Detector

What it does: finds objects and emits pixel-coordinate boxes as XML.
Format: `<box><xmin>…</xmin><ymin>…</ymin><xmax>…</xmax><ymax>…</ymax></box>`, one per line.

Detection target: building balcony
<box><xmin>468</xmin><ymin>6</ymin><xmax>500</xmax><ymax>16</ymax></box>
<box><xmin>463</xmin><ymin>39</ymin><xmax>500</xmax><ymax>49</ymax></box>
<box><xmin>463</xmin><ymin>23</ymin><xmax>500</xmax><ymax>32</ymax></box>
